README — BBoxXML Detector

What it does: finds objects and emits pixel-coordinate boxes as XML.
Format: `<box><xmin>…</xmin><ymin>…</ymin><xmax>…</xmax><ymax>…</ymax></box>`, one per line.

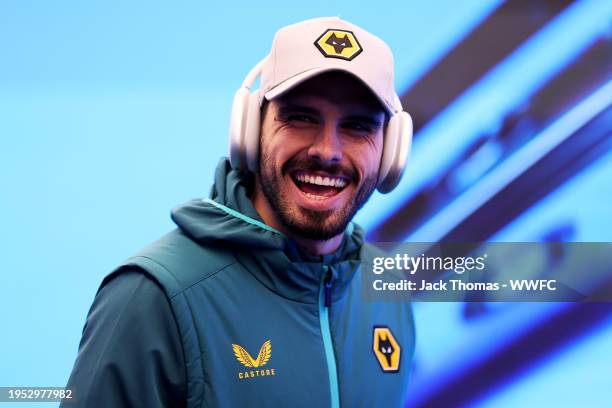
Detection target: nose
<box><xmin>307</xmin><ymin>122</ymin><xmax>342</xmax><ymax>165</ymax></box>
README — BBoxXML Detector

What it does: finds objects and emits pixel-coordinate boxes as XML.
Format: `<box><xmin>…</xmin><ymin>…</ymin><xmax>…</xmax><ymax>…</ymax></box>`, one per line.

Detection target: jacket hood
<box><xmin>171</xmin><ymin>158</ymin><xmax>285</xmax><ymax>250</ymax></box>
<box><xmin>170</xmin><ymin>158</ymin><xmax>366</xmax><ymax>303</ymax></box>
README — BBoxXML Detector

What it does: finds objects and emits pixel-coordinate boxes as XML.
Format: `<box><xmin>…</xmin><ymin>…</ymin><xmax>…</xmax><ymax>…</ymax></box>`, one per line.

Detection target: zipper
<box><xmin>319</xmin><ymin>265</ymin><xmax>340</xmax><ymax>408</ymax></box>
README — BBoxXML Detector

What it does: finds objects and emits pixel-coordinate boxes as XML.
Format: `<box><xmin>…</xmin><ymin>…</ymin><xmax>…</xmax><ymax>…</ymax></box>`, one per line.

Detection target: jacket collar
<box><xmin>171</xmin><ymin>158</ymin><xmax>365</xmax><ymax>304</ymax></box>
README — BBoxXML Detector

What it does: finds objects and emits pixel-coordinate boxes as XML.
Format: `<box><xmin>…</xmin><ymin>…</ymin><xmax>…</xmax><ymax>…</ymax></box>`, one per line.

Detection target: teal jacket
<box><xmin>64</xmin><ymin>158</ymin><xmax>415</xmax><ymax>407</ymax></box>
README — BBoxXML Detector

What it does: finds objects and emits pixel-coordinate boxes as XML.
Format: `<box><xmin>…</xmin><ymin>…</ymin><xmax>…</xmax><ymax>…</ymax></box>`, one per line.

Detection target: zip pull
<box><xmin>324</xmin><ymin>267</ymin><xmax>333</xmax><ymax>308</ymax></box>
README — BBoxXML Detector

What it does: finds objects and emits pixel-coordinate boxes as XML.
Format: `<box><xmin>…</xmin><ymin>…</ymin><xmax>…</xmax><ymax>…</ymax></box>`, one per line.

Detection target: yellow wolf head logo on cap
<box><xmin>314</xmin><ymin>29</ymin><xmax>363</xmax><ymax>61</ymax></box>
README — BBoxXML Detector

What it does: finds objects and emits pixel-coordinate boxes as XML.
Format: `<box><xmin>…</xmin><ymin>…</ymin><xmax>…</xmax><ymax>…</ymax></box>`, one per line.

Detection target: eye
<box><xmin>342</xmin><ymin>121</ymin><xmax>373</xmax><ymax>133</ymax></box>
<box><xmin>287</xmin><ymin>114</ymin><xmax>317</xmax><ymax>124</ymax></box>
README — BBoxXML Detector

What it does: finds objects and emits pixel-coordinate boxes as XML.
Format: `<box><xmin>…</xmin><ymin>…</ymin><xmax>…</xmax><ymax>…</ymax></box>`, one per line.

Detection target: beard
<box><xmin>258</xmin><ymin>146</ymin><xmax>378</xmax><ymax>241</ymax></box>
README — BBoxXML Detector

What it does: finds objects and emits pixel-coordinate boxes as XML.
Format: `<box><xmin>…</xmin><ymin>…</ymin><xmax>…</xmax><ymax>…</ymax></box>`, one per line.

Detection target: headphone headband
<box><xmin>242</xmin><ymin>58</ymin><xmax>267</xmax><ymax>90</ymax></box>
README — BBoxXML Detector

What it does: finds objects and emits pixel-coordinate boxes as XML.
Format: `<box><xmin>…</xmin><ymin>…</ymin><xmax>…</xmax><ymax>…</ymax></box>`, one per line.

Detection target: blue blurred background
<box><xmin>1</xmin><ymin>1</ymin><xmax>611</xmax><ymax>407</ymax></box>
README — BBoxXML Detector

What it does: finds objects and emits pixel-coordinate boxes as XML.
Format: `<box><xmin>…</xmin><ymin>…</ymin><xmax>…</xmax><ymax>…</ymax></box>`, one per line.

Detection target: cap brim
<box><xmin>263</xmin><ymin>67</ymin><xmax>394</xmax><ymax>114</ymax></box>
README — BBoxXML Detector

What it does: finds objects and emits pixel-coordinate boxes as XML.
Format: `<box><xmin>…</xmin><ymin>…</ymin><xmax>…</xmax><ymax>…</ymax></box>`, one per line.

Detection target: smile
<box><xmin>291</xmin><ymin>171</ymin><xmax>349</xmax><ymax>201</ymax></box>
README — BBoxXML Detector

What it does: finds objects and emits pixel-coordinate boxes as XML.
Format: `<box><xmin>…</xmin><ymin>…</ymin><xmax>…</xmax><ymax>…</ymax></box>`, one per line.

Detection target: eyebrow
<box><xmin>277</xmin><ymin>103</ymin><xmax>385</xmax><ymax>128</ymax></box>
<box><xmin>277</xmin><ymin>104</ymin><xmax>319</xmax><ymax>117</ymax></box>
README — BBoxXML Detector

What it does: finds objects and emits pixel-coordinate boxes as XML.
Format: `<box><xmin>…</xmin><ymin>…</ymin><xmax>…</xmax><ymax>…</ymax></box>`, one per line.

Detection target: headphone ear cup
<box><xmin>377</xmin><ymin>111</ymin><xmax>413</xmax><ymax>193</ymax></box>
<box><xmin>228</xmin><ymin>87</ymin><xmax>251</xmax><ymax>171</ymax></box>
<box><xmin>244</xmin><ymin>90</ymin><xmax>261</xmax><ymax>173</ymax></box>
<box><xmin>377</xmin><ymin>114</ymin><xmax>400</xmax><ymax>188</ymax></box>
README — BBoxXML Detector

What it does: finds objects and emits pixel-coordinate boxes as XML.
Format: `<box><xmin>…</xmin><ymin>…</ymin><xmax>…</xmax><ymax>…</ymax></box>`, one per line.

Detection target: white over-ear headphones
<box><xmin>228</xmin><ymin>59</ymin><xmax>413</xmax><ymax>193</ymax></box>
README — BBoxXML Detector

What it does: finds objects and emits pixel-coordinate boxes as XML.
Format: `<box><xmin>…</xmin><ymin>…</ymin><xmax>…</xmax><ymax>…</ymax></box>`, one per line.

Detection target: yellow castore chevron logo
<box><xmin>232</xmin><ymin>340</ymin><xmax>272</xmax><ymax>368</ymax></box>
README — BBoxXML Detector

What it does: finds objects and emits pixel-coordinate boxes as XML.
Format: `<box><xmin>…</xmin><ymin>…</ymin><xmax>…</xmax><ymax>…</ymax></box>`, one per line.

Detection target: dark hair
<box><xmin>260</xmin><ymin>98</ymin><xmax>270</xmax><ymax>118</ymax></box>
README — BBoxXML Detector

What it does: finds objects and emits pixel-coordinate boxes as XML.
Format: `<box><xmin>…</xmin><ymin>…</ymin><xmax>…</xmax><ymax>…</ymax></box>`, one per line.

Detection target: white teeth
<box><xmin>294</xmin><ymin>173</ymin><xmax>347</xmax><ymax>188</ymax></box>
<box><xmin>304</xmin><ymin>192</ymin><xmax>326</xmax><ymax>201</ymax></box>
<box><xmin>332</xmin><ymin>178</ymin><xmax>347</xmax><ymax>188</ymax></box>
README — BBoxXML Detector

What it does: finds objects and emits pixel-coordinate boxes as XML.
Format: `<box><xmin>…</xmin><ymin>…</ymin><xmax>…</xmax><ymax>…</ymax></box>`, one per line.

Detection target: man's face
<box><xmin>257</xmin><ymin>72</ymin><xmax>386</xmax><ymax>240</ymax></box>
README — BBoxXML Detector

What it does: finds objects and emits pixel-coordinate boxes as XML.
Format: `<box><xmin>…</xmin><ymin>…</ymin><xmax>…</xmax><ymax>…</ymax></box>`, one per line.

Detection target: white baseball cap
<box><xmin>259</xmin><ymin>17</ymin><xmax>400</xmax><ymax>115</ymax></box>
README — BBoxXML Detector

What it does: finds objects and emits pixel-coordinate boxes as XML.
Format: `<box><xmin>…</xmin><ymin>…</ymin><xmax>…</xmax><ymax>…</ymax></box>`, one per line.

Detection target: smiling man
<box><xmin>63</xmin><ymin>17</ymin><xmax>415</xmax><ymax>408</ymax></box>
<box><xmin>254</xmin><ymin>71</ymin><xmax>386</xmax><ymax>254</ymax></box>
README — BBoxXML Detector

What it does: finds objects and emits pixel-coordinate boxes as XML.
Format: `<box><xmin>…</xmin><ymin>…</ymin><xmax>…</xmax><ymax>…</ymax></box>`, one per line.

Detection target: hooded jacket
<box><xmin>64</xmin><ymin>158</ymin><xmax>415</xmax><ymax>407</ymax></box>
